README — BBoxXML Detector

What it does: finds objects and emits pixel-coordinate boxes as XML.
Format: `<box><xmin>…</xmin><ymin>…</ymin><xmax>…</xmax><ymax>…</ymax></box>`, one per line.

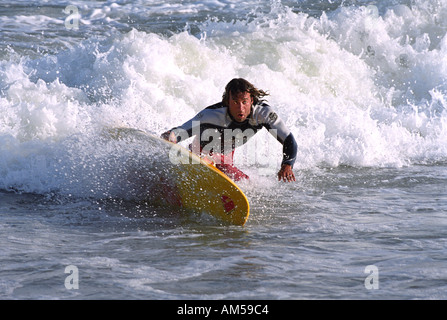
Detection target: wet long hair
<box><xmin>222</xmin><ymin>78</ymin><xmax>269</xmax><ymax>107</ymax></box>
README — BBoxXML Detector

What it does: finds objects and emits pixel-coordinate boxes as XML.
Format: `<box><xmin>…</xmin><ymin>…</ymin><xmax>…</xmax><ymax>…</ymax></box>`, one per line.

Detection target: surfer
<box><xmin>161</xmin><ymin>78</ymin><xmax>297</xmax><ymax>182</ymax></box>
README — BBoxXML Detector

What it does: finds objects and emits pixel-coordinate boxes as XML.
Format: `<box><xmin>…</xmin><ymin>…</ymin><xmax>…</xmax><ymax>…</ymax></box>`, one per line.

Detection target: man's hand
<box><xmin>277</xmin><ymin>164</ymin><xmax>295</xmax><ymax>182</ymax></box>
<box><xmin>160</xmin><ymin>131</ymin><xmax>177</xmax><ymax>143</ymax></box>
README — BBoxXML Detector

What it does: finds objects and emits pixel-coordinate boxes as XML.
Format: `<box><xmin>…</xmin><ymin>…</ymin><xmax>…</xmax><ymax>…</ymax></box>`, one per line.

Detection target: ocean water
<box><xmin>1</xmin><ymin>0</ymin><xmax>447</xmax><ymax>300</ymax></box>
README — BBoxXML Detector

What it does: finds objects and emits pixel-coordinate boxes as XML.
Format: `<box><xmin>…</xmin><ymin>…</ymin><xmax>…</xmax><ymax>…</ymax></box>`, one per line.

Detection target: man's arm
<box><xmin>160</xmin><ymin>114</ymin><xmax>199</xmax><ymax>143</ymax></box>
<box><xmin>161</xmin><ymin>106</ymin><xmax>226</xmax><ymax>143</ymax></box>
<box><xmin>257</xmin><ymin>104</ymin><xmax>298</xmax><ymax>182</ymax></box>
<box><xmin>281</xmin><ymin>133</ymin><xmax>298</xmax><ymax>167</ymax></box>
<box><xmin>278</xmin><ymin>133</ymin><xmax>297</xmax><ymax>182</ymax></box>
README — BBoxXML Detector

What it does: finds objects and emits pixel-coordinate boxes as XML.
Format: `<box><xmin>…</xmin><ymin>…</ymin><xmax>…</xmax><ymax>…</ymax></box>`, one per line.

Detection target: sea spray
<box><xmin>1</xmin><ymin>1</ymin><xmax>447</xmax><ymax>197</ymax></box>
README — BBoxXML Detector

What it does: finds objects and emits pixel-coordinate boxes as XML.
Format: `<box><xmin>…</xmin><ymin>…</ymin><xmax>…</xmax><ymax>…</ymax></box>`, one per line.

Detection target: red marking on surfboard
<box><xmin>221</xmin><ymin>195</ymin><xmax>235</xmax><ymax>214</ymax></box>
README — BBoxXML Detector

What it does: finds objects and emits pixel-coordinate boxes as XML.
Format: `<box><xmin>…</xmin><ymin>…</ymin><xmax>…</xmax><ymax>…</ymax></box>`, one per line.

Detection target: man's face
<box><xmin>228</xmin><ymin>91</ymin><xmax>253</xmax><ymax>122</ymax></box>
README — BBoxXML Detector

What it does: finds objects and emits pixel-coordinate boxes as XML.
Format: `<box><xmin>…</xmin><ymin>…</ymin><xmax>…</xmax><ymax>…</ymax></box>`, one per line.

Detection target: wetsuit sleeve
<box><xmin>170</xmin><ymin>117</ymin><xmax>197</xmax><ymax>143</ymax></box>
<box><xmin>167</xmin><ymin>111</ymin><xmax>206</xmax><ymax>143</ymax></box>
<box><xmin>282</xmin><ymin>133</ymin><xmax>298</xmax><ymax>167</ymax></box>
<box><xmin>165</xmin><ymin>106</ymin><xmax>227</xmax><ymax>143</ymax></box>
<box><xmin>257</xmin><ymin>104</ymin><xmax>298</xmax><ymax>167</ymax></box>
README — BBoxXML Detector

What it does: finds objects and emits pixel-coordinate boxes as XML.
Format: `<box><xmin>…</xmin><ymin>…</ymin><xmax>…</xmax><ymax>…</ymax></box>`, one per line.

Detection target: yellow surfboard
<box><xmin>107</xmin><ymin>127</ymin><xmax>250</xmax><ymax>226</ymax></box>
